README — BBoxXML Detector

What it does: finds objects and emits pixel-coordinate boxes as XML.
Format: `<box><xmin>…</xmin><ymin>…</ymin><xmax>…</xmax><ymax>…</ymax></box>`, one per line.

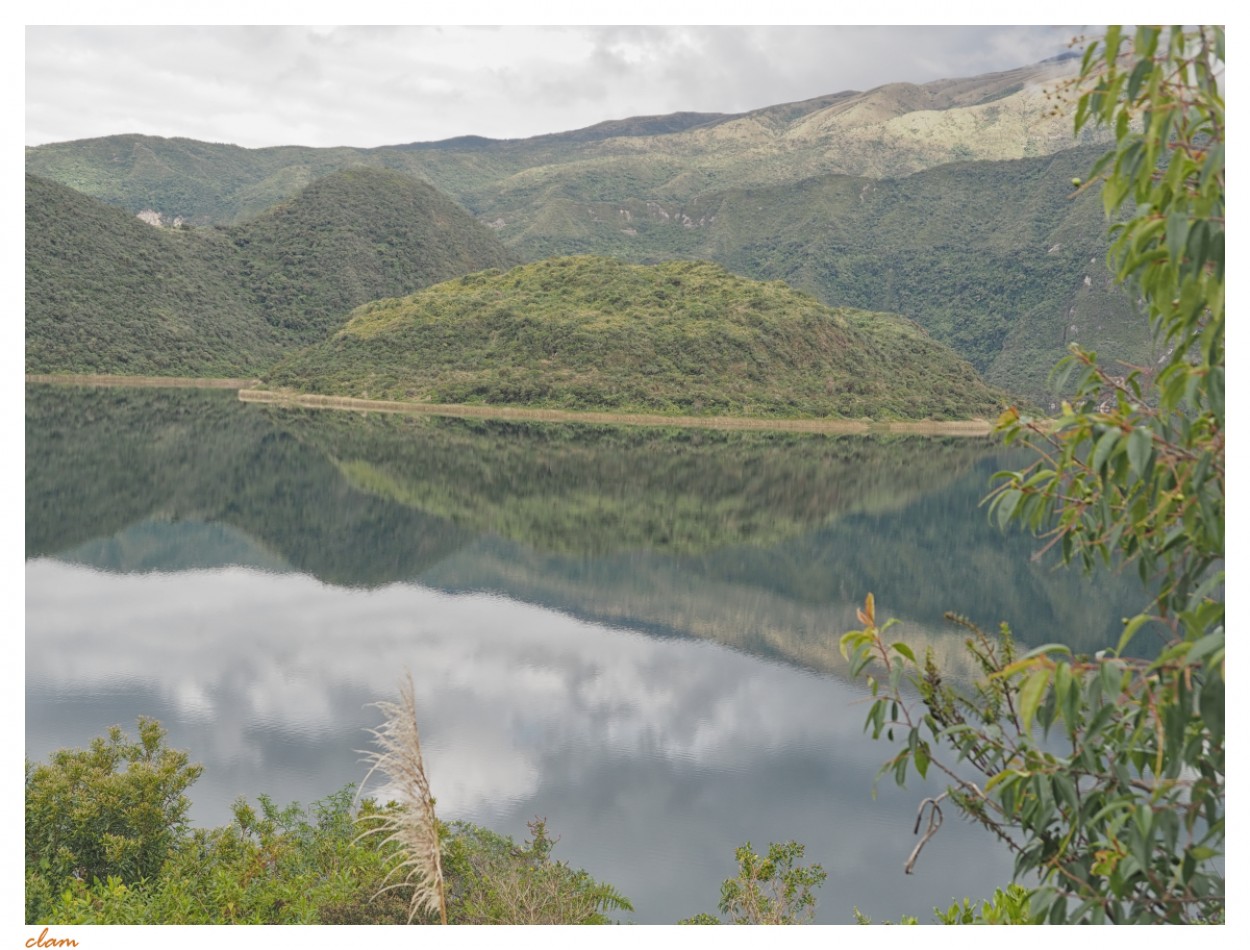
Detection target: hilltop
<box><xmin>26</xmin><ymin>168</ymin><xmax>516</xmax><ymax>376</ymax></box>
<box><xmin>233</xmin><ymin>167</ymin><xmax>517</xmax><ymax>341</ymax></box>
<box><xmin>264</xmin><ymin>256</ymin><xmax>1007</xmax><ymax>421</ymax></box>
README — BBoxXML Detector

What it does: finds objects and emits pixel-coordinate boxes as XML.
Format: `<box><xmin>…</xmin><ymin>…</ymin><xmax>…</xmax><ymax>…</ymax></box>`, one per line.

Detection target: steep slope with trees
<box><xmin>233</xmin><ymin>167</ymin><xmax>517</xmax><ymax>343</ymax></box>
<box><xmin>26</xmin><ymin>174</ymin><xmax>276</xmax><ymax>376</ymax></box>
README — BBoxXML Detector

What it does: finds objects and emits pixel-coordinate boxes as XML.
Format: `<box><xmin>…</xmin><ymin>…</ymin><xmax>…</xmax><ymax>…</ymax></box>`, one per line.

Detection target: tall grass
<box><xmin>356</xmin><ymin>673</ymin><xmax>447</xmax><ymax>924</ymax></box>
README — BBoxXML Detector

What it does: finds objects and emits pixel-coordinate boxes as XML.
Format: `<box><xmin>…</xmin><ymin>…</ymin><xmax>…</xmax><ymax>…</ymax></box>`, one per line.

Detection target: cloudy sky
<box><xmin>25</xmin><ymin>22</ymin><xmax>1090</xmax><ymax>150</ymax></box>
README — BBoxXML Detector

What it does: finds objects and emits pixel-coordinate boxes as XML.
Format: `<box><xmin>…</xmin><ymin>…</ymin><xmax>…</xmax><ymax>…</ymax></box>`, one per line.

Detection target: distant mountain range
<box><xmin>26</xmin><ymin>55</ymin><xmax>1147</xmax><ymax>407</ymax></box>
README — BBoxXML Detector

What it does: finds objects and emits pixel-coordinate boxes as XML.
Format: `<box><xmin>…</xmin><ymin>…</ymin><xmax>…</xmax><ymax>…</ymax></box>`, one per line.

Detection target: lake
<box><xmin>24</xmin><ymin>384</ymin><xmax>1147</xmax><ymax>923</ymax></box>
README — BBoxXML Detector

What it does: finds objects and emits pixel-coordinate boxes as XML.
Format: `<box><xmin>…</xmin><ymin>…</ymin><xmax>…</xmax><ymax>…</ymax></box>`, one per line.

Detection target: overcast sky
<box><xmin>25</xmin><ymin>23</ymin><xmax>1090</xmax><ymax>150</ymax></box>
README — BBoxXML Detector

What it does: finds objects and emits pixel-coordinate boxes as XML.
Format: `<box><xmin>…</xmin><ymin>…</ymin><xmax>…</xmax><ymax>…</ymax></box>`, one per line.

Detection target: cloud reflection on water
<box><xmin>27</xmin><ymin>559</ymin><xmax>1012</xmax><ymax>923</ymax></box>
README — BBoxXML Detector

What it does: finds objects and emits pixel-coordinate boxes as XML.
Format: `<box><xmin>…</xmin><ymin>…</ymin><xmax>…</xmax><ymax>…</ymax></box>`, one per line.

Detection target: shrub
<box><xmin>25</xmin><ymin>717</ymin><xmax>202</xmax><ymax>886</ymax></box>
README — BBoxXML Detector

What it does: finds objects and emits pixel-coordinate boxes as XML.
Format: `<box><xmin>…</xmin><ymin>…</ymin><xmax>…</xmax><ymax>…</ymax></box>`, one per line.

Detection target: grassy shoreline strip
<box><xmin>238</xmin><ymin>389</ymin><xmax>995</xmax><ymax>436</ymax></box>
<box><xmin>26</xmin><ymin>374</ymin><xmax>259</xmax><ymax>389</ymax></box>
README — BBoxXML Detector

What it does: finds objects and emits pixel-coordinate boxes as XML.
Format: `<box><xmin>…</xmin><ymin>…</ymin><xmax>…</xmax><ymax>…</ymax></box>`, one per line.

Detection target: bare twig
<box><xmin>904</xmin><ymin>793</ymin><xmax>947</xmax><ymax>875</ymax></box>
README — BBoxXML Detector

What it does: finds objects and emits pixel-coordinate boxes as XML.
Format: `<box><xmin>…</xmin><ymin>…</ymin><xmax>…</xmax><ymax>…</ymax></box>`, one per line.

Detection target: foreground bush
<box><xmin>26</xmin><ymin>721</ymin><xmax>631</xmax><ymax>925</ymax></box>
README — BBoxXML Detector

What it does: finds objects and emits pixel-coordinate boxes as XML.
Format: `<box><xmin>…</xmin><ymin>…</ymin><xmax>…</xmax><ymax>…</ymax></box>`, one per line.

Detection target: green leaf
<box><xmin>1116</xmin><ymin>613</ymin><xmax>1152</xmax><ymax>655</ymax></box>
<box><xmin>913</xmin><ymin>744</ymin><xmax>929</xmax><ymax>780</ymax></box>
<box><xmin>1165</xmin><ymin>212</ymin><xmax>1190</xmax><ymax>266</ymax></box>
<box><xmin>1018</xmin><ymin>669</ymin><xmax>1051</xmax><ymax>733</ymax></box>
<box><xmin>1090</xmin><ymin>426</ymin><xmax>1120</xmax><ymax>473</ymax></box>
<box><xmin>1126</xmin><ymin>427</ymin><xmax>1153</xmax><ymax>478</ymax></box>
<box><xmin>891</xmin><ymin>642</ymin><xmax>916</xmax><ymax>663</ymax></box>
<box><xmin>1186</xmin><ymin>629</ymin><xmax>1224</xmax><ymax>663</ymax></box>
<box><xmin>995</xmin><ymin>488</ymin><xmax>1022</xmax><ymax>530</ymax></box>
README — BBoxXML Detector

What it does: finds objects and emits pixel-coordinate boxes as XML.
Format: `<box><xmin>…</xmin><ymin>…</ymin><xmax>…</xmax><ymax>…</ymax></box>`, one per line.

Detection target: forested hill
<box><xmin>25</xmin><ymin>173</ymin><xmax>275</xmax><ymax>376</ymax></box>
<box><xmin>26</xmin><ymin>169</ymin><xmax>517</xmax><ymax>376</ymax></box>
<box><xmin>232</xmin><ymin>167</ymin><xmax>517</xmax><ymax>341</ymax></box>
<box><xmin>676</xmin><ymin>147</ymin><xmax>1149</xmax><ymax>399</ymax></box>
<box><xmin>265</xmin><ymin>256</ymin><xmax>1008</xmax><ymax>421</ymax></box>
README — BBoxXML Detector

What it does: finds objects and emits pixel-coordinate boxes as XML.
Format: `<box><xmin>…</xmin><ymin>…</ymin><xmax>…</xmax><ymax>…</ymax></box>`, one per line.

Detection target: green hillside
<box><xmin>265</xmin><ymin>256</ymin><xmax>1007</xmax><ymax>420</ymax></box>
<box><xmin>696</xmin><ymin>148</ymin><xmax>1149</xmax><ymax>400</ymax></box>
<box><xmin>26</xmin><ymin>169</ymin><xmax>516</xmax><ymax>375</ymax></box>
<box><xmin>26</xmin><ymin>57</ymin><xmax>1136</xmax><ymax>398</ymax></box>
<box><xmin>25</xmin><ymin>174</ymin><xmax>281</xmax><ymax>376</ymax></box>
<box><xmin>23</xmin><ymin>135</ymin><xmax>379</xmax><ymax>225</ymax></box>
<box><xmin>233</xmin><ymin>167</ymin><xmax>517</xmax><ymax>342</ymax></box>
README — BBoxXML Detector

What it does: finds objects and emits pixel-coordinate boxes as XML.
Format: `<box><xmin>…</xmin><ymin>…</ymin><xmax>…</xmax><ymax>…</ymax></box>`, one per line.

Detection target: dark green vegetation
<box><xmin>841</xmin><ymin>27</ymin><xmax>1224</xmax><ymax>923</ymax></box>
<box><xmin>266</xmin><ymin>256</ymin><xmax>1006</xmax><ymax>420</ymax></box>
<box><xmin>26</xmin><ymin>721</ymin><xmax>629</xmax><ymax>925</ymax></box>
<box><xmin>232</xmin><ymin>167</ymin><xmax>516</xmax><ymax>340</ymax></box>
<box><xmin>27</xmin><ymin>56</ymin><xmax>1142</xmax><ymax>400</ymax></box>
<box><xmin>26</xmin><ymin>167</ymin><xmax>515</xmax><ymax>375</ymax></box>
<box><xmin>24</xmin><ymin>386</ymin><xmax>473</xmax><ymax>587</ymax></box>
<box><xmin>26</xmin><ymin>174</ymin><xmax>270</xmax><ymax>376</ymax></box>
<box><xmin>691</xmin><ymin>148</ymin><xmax>1147</xmax><ymax>398</ymax></box>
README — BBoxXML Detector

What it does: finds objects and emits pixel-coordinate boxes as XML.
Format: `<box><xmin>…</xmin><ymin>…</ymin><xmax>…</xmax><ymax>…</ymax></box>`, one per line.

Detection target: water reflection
<box><xmin>26</xmin><ymin>385</ymin><xmax>1145</xmax><ymax>922</ymax></box>
<box><xmin>27</xmin><ymin>560</ymin><xmax>1012</xmax><ymax>924</ymax></box>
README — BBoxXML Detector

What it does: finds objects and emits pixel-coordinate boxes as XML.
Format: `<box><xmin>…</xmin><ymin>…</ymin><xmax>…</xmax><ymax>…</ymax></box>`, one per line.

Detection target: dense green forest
<box><xmin>265</xmin><ymin>256</ymin><xmax>1007</xmax><ymax>419</ymax></box>
<box><xmin>25</xmin><ymin>174</ymin><xmax>275</xmax><ymax>376</ymax></box>
<box><xmin>26</xmin><ymin>168</ymin><xmax>516</xmax><ymax>376</ymax></box>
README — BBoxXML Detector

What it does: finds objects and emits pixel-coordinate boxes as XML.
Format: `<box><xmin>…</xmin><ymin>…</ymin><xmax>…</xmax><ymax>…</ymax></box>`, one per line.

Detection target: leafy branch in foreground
<box><xmin>991</xmin><ymin>25</ymin><xmax>1223</xmax><ymax>638</ymax></box>
<box><xmin>356</xmin><ymin>673</ymin><xmax>447</xmax><ymax>924</ymax></box>
<box><xmin>838</xmin><ymin>26</ymin><xmax>1223</xmax><ymax>924</ymax></box>
<box><xmin>841</xmin><ymin>601</ymin><xmax>1223</xmax><ymax>923</ymax></box>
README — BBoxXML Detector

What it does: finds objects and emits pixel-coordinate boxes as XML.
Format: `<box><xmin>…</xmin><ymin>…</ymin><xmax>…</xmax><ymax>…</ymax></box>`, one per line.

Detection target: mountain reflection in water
<box><xmin>25</xmin><ymin>385</ymin><xmax>1146</xmax><ymax>922</ymax></box>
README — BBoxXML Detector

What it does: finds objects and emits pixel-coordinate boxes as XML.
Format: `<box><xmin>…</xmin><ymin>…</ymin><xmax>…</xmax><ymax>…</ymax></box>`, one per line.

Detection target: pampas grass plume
<box><xmin>357</xmin><ymin>672</ymin><xmax>447</xmax><ymax>924</ymax></box>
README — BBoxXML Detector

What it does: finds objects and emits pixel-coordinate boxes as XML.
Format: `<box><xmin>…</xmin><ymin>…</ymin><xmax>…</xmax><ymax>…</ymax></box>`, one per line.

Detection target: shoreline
<box><xmin>24</xmin><ymin>375</ymin><xmax>997</xmax><ymax>435</ymax></box>
<box><xmin>238</xmin><ymin>388</ymin><xmax>996</xmax><ymax>436</ymax></box>
<box><xmin>26</xmin><ymin>374</ymin><xmax>259</xmax><ymax>389</ymax></box>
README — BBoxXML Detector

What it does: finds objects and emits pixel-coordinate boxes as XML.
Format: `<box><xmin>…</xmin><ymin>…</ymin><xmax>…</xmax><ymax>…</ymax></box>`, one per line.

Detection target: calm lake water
<box><xmin>25</xmin><ymin>385</ymin><xmax>1147</xmax><ymax>923</ymax></box>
